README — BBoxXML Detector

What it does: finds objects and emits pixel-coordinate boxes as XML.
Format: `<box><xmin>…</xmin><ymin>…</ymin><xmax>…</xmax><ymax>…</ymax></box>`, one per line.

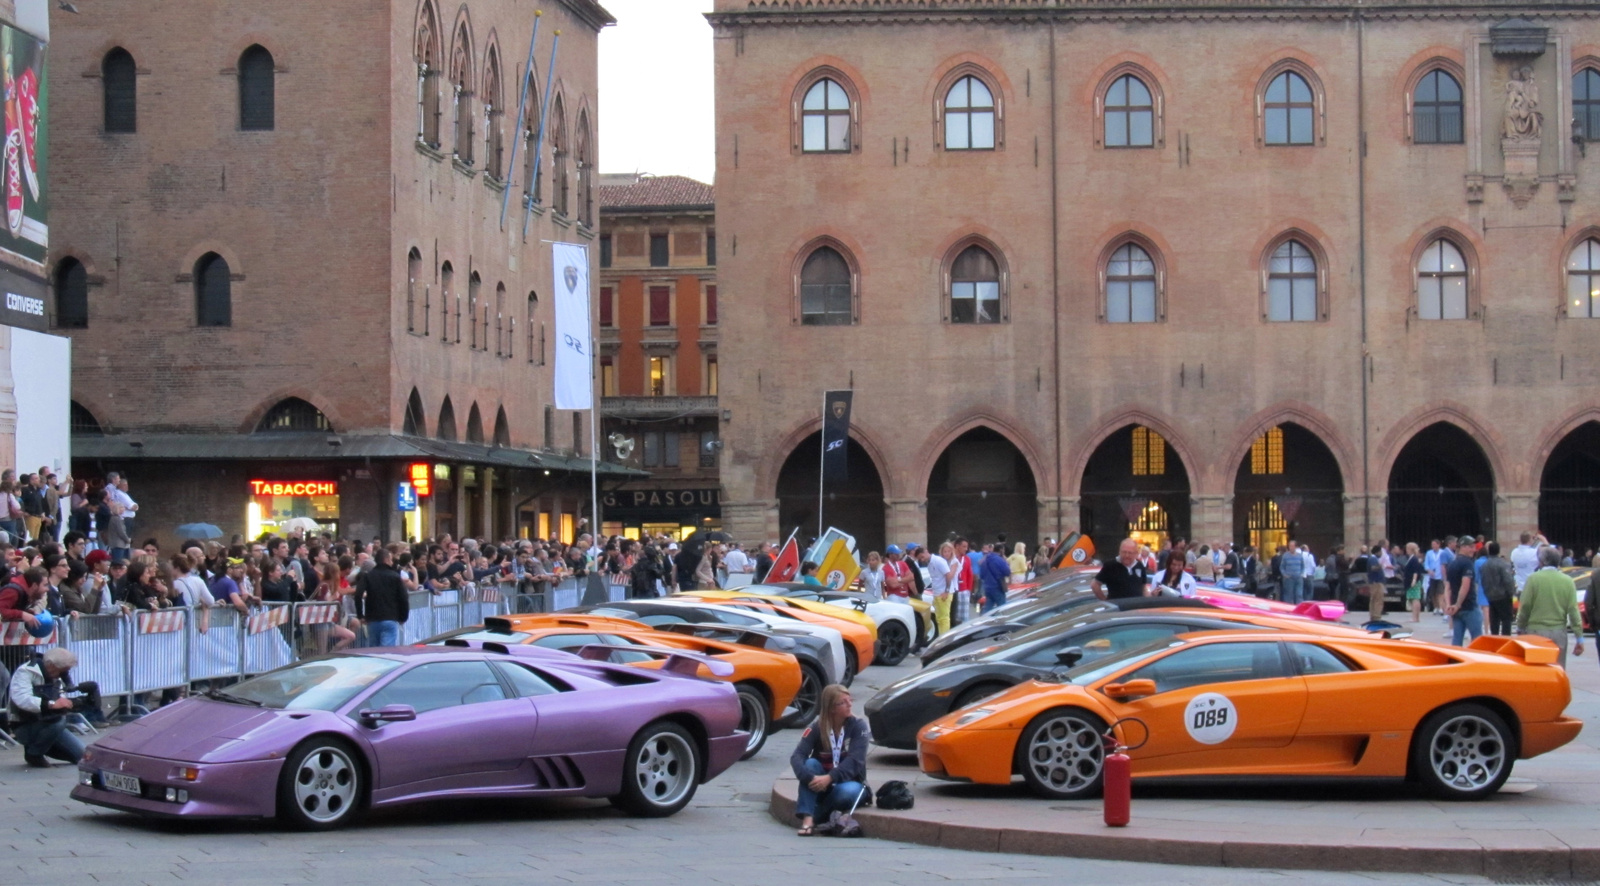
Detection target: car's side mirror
<box><xmin>358</xmin><ymin>704</ymin><xmax>417</xmax><ymax>727</ymax></box>
<box><xmin>1054</xmin><ymin>646</ymin><xmax>1084</xmax><ymax>667</ymax></box>
<box><xmin>1102</xmin><ymin>679</ymin><xmax>1157</xmax><ymax>701</ymax></box>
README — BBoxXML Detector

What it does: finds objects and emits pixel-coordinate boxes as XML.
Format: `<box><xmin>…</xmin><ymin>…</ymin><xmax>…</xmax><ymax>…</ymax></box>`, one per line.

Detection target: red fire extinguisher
<box><xmin>1103</xmin><ymin>718</ymin><xmax>1145</xmax><ymax>828</ymax></box>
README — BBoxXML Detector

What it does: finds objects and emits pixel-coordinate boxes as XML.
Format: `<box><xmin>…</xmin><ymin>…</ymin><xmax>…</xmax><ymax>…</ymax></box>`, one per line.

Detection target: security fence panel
<box><xmin>292</xmin><ymin>602</ymin><xmax>344</xmax><ymax>658</ymax></box>
<box><xmin>189</xmin><ymin>607</ymin><xmax>243</xmax><ymax>681</ymax></box>
<box><xmin>60</xmin><ymin>613</ymin><xmax>130</xmax><ymax>698</ymax></box>
<box><xmin>402</xmin><ymin>592</ymin><xmax>434</xmax><ymax>644</ymax></box>
<box><xmin>552</xmin><ymin>577</ymin><xmax>581</xmax><ymax>611</ymax></box>
<box><xmin>430</xmin><ymin>589</ymin><xmax>461</xmax><ymax>636</ymax></box>
<box><xmin>130</xmin><ymin>609</ymin><xmax>190</xmax><ymax>694</ymax></box>
<box><xmin>242</xmin><ymin>603</ymin><xmax>296</xmax><ymax>675</ymax></box>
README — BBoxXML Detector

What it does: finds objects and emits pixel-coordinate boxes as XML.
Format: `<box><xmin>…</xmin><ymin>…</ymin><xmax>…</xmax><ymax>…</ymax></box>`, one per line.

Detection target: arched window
<box><xmin>194</xmin><ymin>252</ymin><xmax>231</xmax><ymax>327</ymax></box>
<box><xmin>948</xmin><ymin>245</ymin><xmax>1002</xmax><ymax>324</ymax></box>
<box><xmin>495</xmin><ymin>282</ymin><xmax>507</xmax><ymax>355</ymax></box>
<box><xmin>416</xmin><ymin>2</ymin><xmax>442</xmax><ymax>146</ymax></box>
<box><xmin>576</xmin><ymin>110</ymin><xmax>594</xmax><ymax>226</ymax></box>
<box><xmin>1576</xmin><ymin>67</ymin><xmax>1600</xmax><ymax>142</ymax></box>
<box><xmin>468</xmin><ymin>271</ymin><xmax>481</xmax><ymax>349</ymax></box>
<box><xmin>551</xmin><ymin>97</ymin><xmax>568</xmax><ymax>215</ymax></box>
<box><xmin>256</xmin><ymin>398</ymin><xmax>332</xmax><ymax>433</ymax></box>
<box><xmin>1263</xmin><ymin>70</ymin><xmax>1314</xmax><ymax>145</ymax></box>
<box><xmin>1412</xmin><ymin>69</ymin><xmax>1463</xmax><ymax>144</ymax></box>
<box><xmin>1105</xmin><ymin>242</ymin><xmax>1158</xmax><ymax>323</ymax></box>
<box><xmin>523</xmin><ymin>72</ymin><xmax>541</xmax><ymax>203</ymax></box>
<box><xmin>440</xmin><ymin>261</ymin><xmax>454</xmax><ymax>342</ymax></box>
<box><xmin>1266</xmin><ymin>240</ymin><xmax>1318</xmax><ymax>322</ymax></box>
<box><xmin>465</xmin><ymin>403</ymin><xmax>484</xmax><ymax>444</ymax></box>
<box><xmin>799</xmin><ymin>246</ymin><xmax>853</xmax><ymax>325</ymax></box>
<box><xmin>437</xmin><ymin>397</ymin><xmax>458</xmax><ymax>441</ymax></box>
<box><xmin>71</xmin><ymin>401</ymin><xmax>104</xmax><ymax>436</ymax></box>
<box><xmin>450</xmin><ymin>24</ymin><xmax>474</xmax><ymax>162</ymax></box>
<box><xmin>54</xmin><ymin>258</ymin><xmax>88</xmax><ymax>329</ymax></box>
<box><xmin>801</xmin><ymin>78</ymin><xmax>851</xmax><ymax>153</ymax></box>
<box><xmin>403</xmin><ymin>389</ymin><xmax>426</xmax><ymax>436</ymax></box>
<box><xmin>238</xmin><ymin>45</ymin><xmax>275</xmax><ymax>131</ymax></box>
<box><xmin>1416</xmin><ymin>239</ymin><xmax>1468</xmax><ymax>320</ymax></box>
<box><xmin>102</xmin><ymin>48</ymin><xmax>136</xmax><ymax>133</ymax></box>
<box><xmin>1566</xmin><ymin>238</ymin><xmax>1600</xmax><ymax>319</ymax></box>
<box><xmin>943</xmin><ymin>76</ymin><xmax>995</xmax><ymax>151</ymax></box>
<box><xmin>493</xmin><ymin>407</ymin><xmax>510</xmax><ymax>447</ymax></box>
<box><xmin>1104</xmin><ymin>74</ymin><xmax>1154</xmax><ymax>148</ymax></box>
<box><xmin>527</xmin><ymin>291</ymin><xmax>542</xmax><ymax>364</ymax></box>
<box><xmin>483</xmin><ymin>48</ymin><xmax>504</xmax><ymax>178</ymax></box>
<box><xmin>406</xmin><ymin>248</ymin><xmax>422</xmax><ymax>333</ymax></box>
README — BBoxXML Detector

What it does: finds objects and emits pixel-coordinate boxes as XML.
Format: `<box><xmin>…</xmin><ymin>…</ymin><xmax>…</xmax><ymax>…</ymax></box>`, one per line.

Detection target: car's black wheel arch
<box><xmin>1404</xmin><ymin>696</ymin><xmax>1521</xmax><ymax>782</ymax></box>
<box><xmin>952</xmin><ymin>679</ymin><xmax>1016</xmax><ymax>712</ymax></box>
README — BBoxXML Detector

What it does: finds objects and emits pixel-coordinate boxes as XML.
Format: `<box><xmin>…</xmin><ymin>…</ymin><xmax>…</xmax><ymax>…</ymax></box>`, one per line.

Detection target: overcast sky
<box><xmin>599</xmin><ymin>0</ymin><xmax>716</xmax><ymax>183</ymax></box>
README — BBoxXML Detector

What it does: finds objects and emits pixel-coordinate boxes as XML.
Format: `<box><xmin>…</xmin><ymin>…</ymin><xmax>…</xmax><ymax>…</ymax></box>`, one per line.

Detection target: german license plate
<box><xmin>101</xmin><ymin>771</ymin><xmax>141</xmax><ymax>795</ymax></box>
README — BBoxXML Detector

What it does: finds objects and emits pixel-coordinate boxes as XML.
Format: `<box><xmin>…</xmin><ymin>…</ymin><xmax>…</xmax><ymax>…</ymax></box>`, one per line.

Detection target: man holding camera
<box><xmin>9</xmin><ymin>647</ymin><xmax>102</xmax><ymax>767</ymax></box>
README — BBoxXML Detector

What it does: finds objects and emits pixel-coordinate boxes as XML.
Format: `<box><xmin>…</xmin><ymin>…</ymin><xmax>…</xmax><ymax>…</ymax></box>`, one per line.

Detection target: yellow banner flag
<box><xmin>818</xmin><ymin>539</ymin><xmax>861</xmax><ymax>591</ymax></box>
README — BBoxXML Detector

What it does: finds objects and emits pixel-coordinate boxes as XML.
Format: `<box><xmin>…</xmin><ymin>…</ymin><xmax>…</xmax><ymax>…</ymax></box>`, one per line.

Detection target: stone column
<box><xmin>1036</xmin><ymin>496</ymin><xmax>1074</xmax><ymax>544</ymax></box>
<box><xmin>1189</xmin><ymin>495</ymin><xmax>1233</xmax><ymax>545</ymax></box>
<box><xmin>723</xmin><ymin>498</ymin><xmax>777</xmax><ymax>544</ymax></box>
<box><xmin>885</xmin><ymin>498</ymin><xmax>925</xmax><ymax>548</ymax></box>
<box><xmin>480</xmin><ymin>468</ymin><xmax>496</xmax><ymax>539</ymax></box>
<box><xmin>1345</xmin><ymin>493</ymin><xmax>1385</xmax><ymax>547</ymax></box>
<box><xmin>1497</xmin><ymin>492</ymin><xmax>1539</xmax><ymax>541</ymax></box>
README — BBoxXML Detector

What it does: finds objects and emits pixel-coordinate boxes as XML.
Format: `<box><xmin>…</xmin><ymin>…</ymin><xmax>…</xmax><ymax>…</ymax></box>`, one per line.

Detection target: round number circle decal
<box><xmin>1184</xmin><ymin>692</ymin><xmax>1238</xmax><ymax>745</ymax></box>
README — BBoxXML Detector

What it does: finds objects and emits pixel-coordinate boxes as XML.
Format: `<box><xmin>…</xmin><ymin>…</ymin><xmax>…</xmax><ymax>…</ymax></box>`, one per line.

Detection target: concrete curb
<box><xmin>769</xmin><ymin>779</ymin><xmax>1600</xmax><ymax>877</ymax></box>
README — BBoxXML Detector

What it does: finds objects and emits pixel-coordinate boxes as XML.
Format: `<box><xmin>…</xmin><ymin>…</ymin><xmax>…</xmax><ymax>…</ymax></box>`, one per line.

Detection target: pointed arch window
<box><xmin>449</xmin><ymin>25</ymin><xmax>474</xmax><ymax>163</ymax></box>
<box><xmin>1576</xmin><ymin>67</ymin><xmax>1600</xmax><ymax>142</ymax></box>
<box><xmin>238</xmin><ymin>45</ymin><xmax>275</xmax><ymax>131</ymax></box>
<box><xmin>551</xmin><ymin>97</ymin><xmax>569</xmax><ymax>216</ymax></box>
<box><xmin>403</xmin><ymin>389</ymin><xmax>426</xmax><ymax>436</ymax></box>
<box><xmin>1250</xmin><ymin>426</ymin><xmax>1285</xmax><ymax>475</ymax></box>
<box><xmin>522</xmin><ymin>72</ymin><xmax>542</xmax><ymax>204</ymax></box>
<box><xmin>406</xmin><ymin>248</ymin><xmax>423</xmax><ymax>334</ymax></box>
<box><xmin>1103</xmin><ymin>74</ymin><xmax>1154</xmax><ymax>148</ymax></box>
<box><xmin>1262</xmin><ymin>69</ymin><xmax>1316</xmax><ymax>146</ymax></box>
<box><xmin>493</xmin><ymin>408</ymin><xmax>510</xmax><ymax>447</ymax></box>
<box><xmin>1267</xmin><ymin>240</ymin><xmax>1318</xmax><ymax>322</ymax></box>
<box><xmin>947</xmin><ymin>244</ymin><xmax>1003</xmax><ymax>324</ymax></box>
<box><xmin>416</xmin><ymin>2</ymin><xmax>442</xmax><ymax>146</ymax></box>
<box><xmin>465</xmin><ymin>404</ymin><xmax>484</xmax><ymax>444</ymax></box>
<box><xmin>195</xmin><ymin>253</ymin><xmax>231</xmax><ymax>327</ymax></box>
<box><xmin>1412</xmin><ymin>69</ymin><xmax>1463</xmax><ymax>144</ymax></box>
<box><xmin>483</xmin><ymin>49</ymin><xmax>504</xmax><ymax>179</ymax></box>
<box><xmin>54</xmin><ymin>258</ymin><xmax>88</xmax><ymax>329</ymax></box>
<box><xmin>440</xmin><ymin>262</ymin><xmax>455</xmax><ymax>342</ymax></box>
<box><xmin>256</xmin><ymin>398</ymin><xmax>332</xmax><ymax>433</ymax></box>
<box><xmin>102</xmin><ymin>48</ymin><xmax>136</xmax><ymax>133</ymax></box>
<box><xmin>1417</xmin><ymin>239</ymin><xmax>1469</xmax><ymax>320</ymax></box>
<box><xmin>943</xmin><ymin>76</ymin><xmax>995</xmax><ymax>151</ymax></box>
<box><xmin>1104</xmin><ymin>242</ymin><xmax>1159</xmax><ymax>323</ymax></box>
<box><xmin>576</xmin><ymin>111</ymin><xmax>594</xmax><ymax>226</ymax></box>
<box><xmin>1566</xmin><ymin>238</ymin><xmax>1600</xmax><ymax>319</ymax></box>
<box><xmin>800</xmin><ymin>77</ymin><xmax>852</xmax><ymax>153</ymax></box>
<box><xmin>468</xmin><ymin>272</ymin><xmax>482</xmax><ymax>349</ymax></box>
<box><xmin>798</xmin><ymin>245</ymin><xmax>854</xmax><ymax>325</ymax></box>
<box><xmin>527</xmin><ymin>290</ymin><xmax>542</xmax><ymax>363</ymax></box>
<box><xmin>437</xmin><ymin>398</ymin><xmax>458</xmax><ymax>442</ymax></box>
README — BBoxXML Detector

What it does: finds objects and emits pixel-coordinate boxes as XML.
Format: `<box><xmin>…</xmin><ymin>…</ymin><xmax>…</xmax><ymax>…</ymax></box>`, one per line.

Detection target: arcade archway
<box><xmin>1233</xmin><ymin>423</ymin><xmax>1344</xmax><ymax>557</ymax></box>
<box><xmin>775</xmin><ymin>432</ymin><xmax>885</xmax><ymax>554</ymax></box>
<box><xmin>1080</xmin><ymin>425</ymin><xmax>1190</xmax><ymax>555</ymax></box>
<box><xmin>1539</xmin><ymin>420</ymin><xmax>1600</xmax><ymax>552</ymax></box>
<box><xmin>926</xmin><ymin>427</ymin><xmax>1038</xmax><ymax>549</ymax></box>
<box><xmin>1387</xmin><ymin>422</ymin><xmax>1495</xmax><ymax>546</ymax></box>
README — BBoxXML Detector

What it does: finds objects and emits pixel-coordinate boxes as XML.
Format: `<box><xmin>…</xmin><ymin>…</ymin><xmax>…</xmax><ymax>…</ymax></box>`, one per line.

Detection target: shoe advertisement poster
<box><xmin>0</xmin><ymin>25</ymin><xmax>45</xmax><ymax>267</ymax></box>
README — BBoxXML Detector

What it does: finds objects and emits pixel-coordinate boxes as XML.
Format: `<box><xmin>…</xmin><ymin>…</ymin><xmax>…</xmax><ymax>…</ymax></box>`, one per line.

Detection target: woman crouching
<box><xmin>789</xmin><ymin>683</ymin><xmax>868</xmax><ymax>836</ymax></box>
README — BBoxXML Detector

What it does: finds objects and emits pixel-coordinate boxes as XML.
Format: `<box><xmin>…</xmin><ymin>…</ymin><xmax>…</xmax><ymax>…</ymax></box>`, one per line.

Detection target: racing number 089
<box><xmin>1192</xmin><ymin>707</ymin><xmax>1228</xmax><ymax>730</ymax></box>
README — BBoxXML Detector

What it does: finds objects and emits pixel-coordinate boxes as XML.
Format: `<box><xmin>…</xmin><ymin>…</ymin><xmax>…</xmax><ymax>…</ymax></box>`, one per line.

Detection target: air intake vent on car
<box><xmin>529</xmin><ymin>756</ymin><xmax>586</xmax><ymax>789</ymax></box>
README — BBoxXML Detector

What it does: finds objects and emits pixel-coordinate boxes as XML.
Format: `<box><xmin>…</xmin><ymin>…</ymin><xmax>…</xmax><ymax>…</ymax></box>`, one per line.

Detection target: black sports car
<box><xmin>919</xmin><ymin>594</ymin><xmax>1218</xmax><ymax>665</ymax></box>
<box><xmin>569</xmin><ymin>600</ymin><xmax>838</xmax><ymax>724</ymax></box>
<box><xmin>865</xmin><ymin>609</ymin><xmax>1274</xmax><ymax>749</ymax></box>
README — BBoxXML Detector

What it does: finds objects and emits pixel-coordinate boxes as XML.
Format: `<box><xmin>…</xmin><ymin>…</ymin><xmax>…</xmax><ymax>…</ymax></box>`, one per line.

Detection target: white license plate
<box><xmin>101</xmin><ymin>771</ymin><xmax>141</xmax><ymax>795</ymax></box>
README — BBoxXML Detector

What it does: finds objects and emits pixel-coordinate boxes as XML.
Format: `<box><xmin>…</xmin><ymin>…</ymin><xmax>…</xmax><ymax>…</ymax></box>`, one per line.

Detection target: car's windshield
<box><xmin>219</xmin><ymin>656</ymin><xmax>401</xmax><ymax>710</ymax></box>
<box><xmin>1060</xmin><ymin>639</ymin><xmax>1184</xmax><ymax>686</ymax></box>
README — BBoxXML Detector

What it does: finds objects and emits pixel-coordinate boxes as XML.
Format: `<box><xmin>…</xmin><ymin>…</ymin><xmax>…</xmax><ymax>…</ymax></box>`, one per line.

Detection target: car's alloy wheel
<box><xmin>842</xmin><ymin>647</ymin><xmax>858</xmax><ymax>686</ymax></box>
<box><xmin>278</xmin><ymin>740</ymin><xmax>362</xmax><ymax>830</ymax></box>
<box><xmin>876</xmin><ymin>622</ymin><xmax>911</xmax><ymax>667</ymax></box>
<box><xmin>736</xmin><ymin>684</ymin><xmax>769</xmax><ymax>759</ymax></box>
<box><xmin>613</xmin><ymin>721</ymin><xmax>701</xmax><ymax>817</ymax></box>
<box><xmin>785</xmin><ymin>664</ymin><xmax>825</xmax><ymax>728</ymax></box>
<box><xmin>1414</xmin><ymin>704</ymin><xmax>1513</xmax><ymax>800</ymax></box>
<box><xmin>1017</xmin><ymin>708</ymin><xmax>1106</xmax><ymax>800</ymax></box>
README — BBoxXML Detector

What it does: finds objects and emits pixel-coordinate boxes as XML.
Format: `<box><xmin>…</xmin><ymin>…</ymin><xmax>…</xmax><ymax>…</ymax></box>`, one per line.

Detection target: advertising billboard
<box><xmin>0</xmin><ymin>25</ymin><xmax>45</xmax><ymax>268</ymax></box>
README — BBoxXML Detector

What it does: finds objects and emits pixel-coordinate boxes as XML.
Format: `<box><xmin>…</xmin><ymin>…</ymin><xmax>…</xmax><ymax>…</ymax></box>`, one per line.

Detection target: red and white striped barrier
<box><xmin>295</xmin><ymin>603</ymin><xmax>342</xmax><ymax>625</ymax></box>
<box><xmin>247</xmin><ymin>606</ymin><xmax>290</xmax><ymax>635</ymax></box>
<box><xmin>0</xmin><ymin>620</ymin><xmax>54</xmax><ymax>645</ymax></box>
<box><xmin>137</xmin><ymin>610</ymin><xmax>186</xmax><ymax>634</ymax></box>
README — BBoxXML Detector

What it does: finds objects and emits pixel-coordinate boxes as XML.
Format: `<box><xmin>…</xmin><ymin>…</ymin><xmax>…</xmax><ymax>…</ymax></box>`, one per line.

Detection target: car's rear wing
<box><xmin>575</xmin><ymin>644</ymin><xmax>737</xmax><ymax>677</ymax></box>
<box><xmin>655</xmin><ymin>622</ymin><xmax>772</xmax><ymax>650</ymax></box>
<box><xmin>1290</xmin><ymin>601</ymin><xmax>1346</xmax><ymax>622</ymax></box>
<box><xmin>1468</xmin><ymin>634</ymin><xmax>1561</xmax><ymax>665</ymax></box>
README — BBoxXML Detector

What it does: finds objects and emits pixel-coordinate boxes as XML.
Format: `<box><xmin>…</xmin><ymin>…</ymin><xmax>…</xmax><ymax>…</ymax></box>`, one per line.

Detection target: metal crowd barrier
<box><xmin>0</xmin><ymin>583</ymin><xmax>510</xmax><ymax>709</ymax></box>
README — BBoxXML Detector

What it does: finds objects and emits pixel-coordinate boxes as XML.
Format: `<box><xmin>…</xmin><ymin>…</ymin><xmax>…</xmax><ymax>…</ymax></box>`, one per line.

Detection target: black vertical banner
<box><xmin>822</xmin><ymin>390</ymin><xmax>853</xmax><ymax>484</ymax></box>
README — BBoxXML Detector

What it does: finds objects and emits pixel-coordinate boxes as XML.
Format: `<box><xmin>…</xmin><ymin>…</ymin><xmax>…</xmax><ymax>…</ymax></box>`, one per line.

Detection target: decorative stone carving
<box><xmin>1503</xmin><ymin>66</ymin><xmax>1542</xmax><ymax>142</ymax></box>
<box><xmin>1464</xmin><ymin>174</ymin><xmax>1485</xmax><ymax>203</ymax></box>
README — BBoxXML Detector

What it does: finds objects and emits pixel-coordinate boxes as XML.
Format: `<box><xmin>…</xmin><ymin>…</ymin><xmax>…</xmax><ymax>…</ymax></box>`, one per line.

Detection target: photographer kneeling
<box><xmin>789</xmin><ymin>684</ymin><xmax>868</xmax><ymax>836</ymax></box>
<box><xmin>9</xmin><ymin>647</ymin><xmax>100</xmax><ymax>768</ymax></box>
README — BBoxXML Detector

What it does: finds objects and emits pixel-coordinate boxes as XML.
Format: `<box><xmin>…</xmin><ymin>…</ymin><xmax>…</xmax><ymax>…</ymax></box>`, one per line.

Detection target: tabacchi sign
<box><xmin>250</xmin><ymin>480</ymin><xmax>337</xmax><ymax>497</ymax></box>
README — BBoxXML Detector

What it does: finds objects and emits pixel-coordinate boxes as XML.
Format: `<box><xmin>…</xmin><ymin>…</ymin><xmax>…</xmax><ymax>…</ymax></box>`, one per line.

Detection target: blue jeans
<box><xmin>16</xmin><ymin>718</ymin><xmax>84</xmax><ymax>763</ymax></box>
<box><xmin>1451</xmin><ymin>607</ymin><xmax>1483</xmax><ymax>646</ymax></box>
<box><xmin>1280</xmin><ymin>576</ymin><xmax>1304</xmax><ymax>605</ymax></box>
<box><xmin>368</xmin><ymin>620</ymin><xmax>401</xmax><ymax>647</ymax></box>
<box><xmin>794</xmin><ymin>757</ymin><xmax>864</xmax><ymax>823</ymax></box>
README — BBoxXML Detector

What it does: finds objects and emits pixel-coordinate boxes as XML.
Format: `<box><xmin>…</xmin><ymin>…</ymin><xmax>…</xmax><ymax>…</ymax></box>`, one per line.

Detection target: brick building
<box><xmin>709</xmin><ymin>0</ymin><xmax>1600</xmax><ymax>558</ymax></box>
<box><xmin>47</xmin><ymin>0</ymin><xmax>626</xmax><ymax>548</ymax></box>
<box><xmin>595</xmin><ymin>173</ymin><xmax>721</xmax><ymax>539</ymax></box>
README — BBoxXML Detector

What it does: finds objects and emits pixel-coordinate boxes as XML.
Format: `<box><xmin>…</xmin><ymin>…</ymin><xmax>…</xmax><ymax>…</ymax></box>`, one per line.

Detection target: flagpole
<box><xmin>590</xmin><ymin>312</ymin><xmax>600</xmax><ymax>546</ymax></box>
<box><xmin>499</xmin><ymin>10</ymin><xmax>541</xmax><ymax>229</ymax></box>
<box><xmin>817</xmin><ymin>390</ymin><xmax>826</xmax><ymax>542</ymax></box>
<box><xmin>523</xmin><ymin>30</ymin><xmax>562</xmax><ymax>239</ymax></box>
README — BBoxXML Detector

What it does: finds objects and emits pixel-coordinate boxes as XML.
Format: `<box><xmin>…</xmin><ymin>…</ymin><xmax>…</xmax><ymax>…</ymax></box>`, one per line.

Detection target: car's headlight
<box><xmin>922</xmin><ymin>727</ymin><xmax>945</xmax><ymax>741</ymax></box>
<box><xmin>953</xmin><ymin>708</ymin><xmax>995</xmax><ymax>727</ymax></box>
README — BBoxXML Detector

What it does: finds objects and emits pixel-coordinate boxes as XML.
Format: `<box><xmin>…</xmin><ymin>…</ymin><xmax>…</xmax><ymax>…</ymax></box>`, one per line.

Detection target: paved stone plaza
<box><xmin>2</xmin><ymin>615</ymin><xmax>1593</xmax><ymax>885</ymax></box>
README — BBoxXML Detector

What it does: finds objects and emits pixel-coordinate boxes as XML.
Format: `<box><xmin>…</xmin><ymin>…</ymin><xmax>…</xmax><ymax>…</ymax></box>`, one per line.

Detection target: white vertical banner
<box><xmin>552</xmin><ymin>241</ymin><xmax>593</xmax><ymax>410</ymax></box>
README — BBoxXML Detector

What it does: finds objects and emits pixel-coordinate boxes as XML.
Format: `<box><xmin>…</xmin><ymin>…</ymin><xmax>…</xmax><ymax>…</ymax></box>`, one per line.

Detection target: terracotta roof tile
<box><xmin>597</xmin><ymin>175</ymin><xmax>715</xmax><ymax>211</ymax></box>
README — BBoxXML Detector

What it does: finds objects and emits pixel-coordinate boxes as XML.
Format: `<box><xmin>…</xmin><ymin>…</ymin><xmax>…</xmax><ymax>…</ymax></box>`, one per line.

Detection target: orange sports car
<box><xmin>428</xmin><ymin>615</ymin><xmax>801</xmax><ymax>759</ymax></box>
<box><xmin>678</xmin><ymin>592</ymin><xmax>877</xmax><ymax>677</ymax></box>
<box><xmin>918</xmin><ymin>631</ymin><xmax>1580</xmax><ymax>801</ymax></box>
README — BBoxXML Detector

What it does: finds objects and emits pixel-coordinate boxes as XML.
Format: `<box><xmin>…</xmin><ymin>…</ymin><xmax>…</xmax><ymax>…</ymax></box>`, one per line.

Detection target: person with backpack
<box><xmin>1479</xmin><ymin>541</ymin><xmax>1516</xmax><ymax>635</ymax></box>
<box><xmin>790</xmin><ymin>684</ymin><xmax>868</xmax><ymax>837</ymax></box>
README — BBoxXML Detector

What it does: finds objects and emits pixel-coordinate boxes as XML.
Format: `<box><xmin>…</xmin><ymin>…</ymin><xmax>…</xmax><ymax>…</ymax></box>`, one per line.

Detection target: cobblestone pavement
<box><xmin>2</xmin><ymin>610</ymin><xmax>1587</xmax><ymax>885</ymax></box>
